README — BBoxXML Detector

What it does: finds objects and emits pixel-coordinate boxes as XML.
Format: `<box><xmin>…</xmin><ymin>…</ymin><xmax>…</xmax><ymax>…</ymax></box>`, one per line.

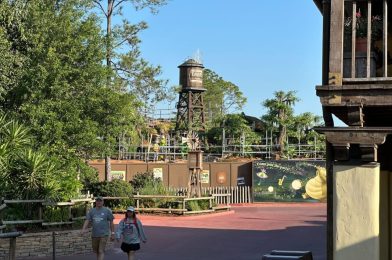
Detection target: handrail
<box><xmin>0</xmin><ymin>195</ymin><xmax>93</xmax><ymax>231</ymax></box>
<box><xmin>0</xmin><ymin>231</ymin><xmax>23</xmax><ymax>239</ymax></box>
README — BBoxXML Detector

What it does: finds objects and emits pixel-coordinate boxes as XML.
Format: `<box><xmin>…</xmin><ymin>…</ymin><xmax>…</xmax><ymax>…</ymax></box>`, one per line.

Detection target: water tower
<box><xmin>175</xmin><ymin>59</ymin><xmax>206</xmax><ymax>132</ymax></box>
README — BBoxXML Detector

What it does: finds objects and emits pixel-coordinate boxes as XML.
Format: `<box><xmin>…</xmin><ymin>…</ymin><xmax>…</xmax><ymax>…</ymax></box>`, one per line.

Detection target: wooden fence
<box><xmin>0</xmin><ymin>196</ymin><xmax>93</xmax><ymax>233</ymax></box>
<box><xmin>103</xmin><ymin>193</ymin><xmax>231</xmax><ymax>215</ymax></box>
<box><xmin>0</xmin><ymin>191</ymin><xmax>236</xmax><ymax>232</ymax></box>
<box><xmin>168</xmin><ymin>186</ymin><xmax>252</xmax><ymax>204</ymax></box>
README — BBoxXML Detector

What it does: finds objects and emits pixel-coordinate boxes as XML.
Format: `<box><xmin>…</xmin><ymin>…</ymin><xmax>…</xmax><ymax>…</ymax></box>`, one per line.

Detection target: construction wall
<box><xmin>252</xmin><ymin>160</ymin><xmax>326</xmax><ymax>202</ymax></box>
<box><xmin>88</xmin><ymin>160</ymin><xmax>253</xmax><ymax>187</ymax></box>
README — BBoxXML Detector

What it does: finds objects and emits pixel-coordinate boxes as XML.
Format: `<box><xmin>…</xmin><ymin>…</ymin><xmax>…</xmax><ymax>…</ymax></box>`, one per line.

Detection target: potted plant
<box><xmin>344</xmin><ymin>9</ymin><xmax>383</xmax><ymax>52</ymax></box>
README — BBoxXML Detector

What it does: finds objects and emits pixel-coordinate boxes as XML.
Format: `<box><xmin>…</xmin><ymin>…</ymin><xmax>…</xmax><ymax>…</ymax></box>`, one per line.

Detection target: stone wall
<box><xmin>0</xmin><ymin>229</ymin><xmax>114</xmax><ymax>260</ymax></box>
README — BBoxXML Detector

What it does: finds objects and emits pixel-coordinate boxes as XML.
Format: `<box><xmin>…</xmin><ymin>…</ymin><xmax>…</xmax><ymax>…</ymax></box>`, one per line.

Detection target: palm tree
<box><xmin>262</xmin><ymin>90</ymin><xmax>299</xmax><ymax>157</ymax></box>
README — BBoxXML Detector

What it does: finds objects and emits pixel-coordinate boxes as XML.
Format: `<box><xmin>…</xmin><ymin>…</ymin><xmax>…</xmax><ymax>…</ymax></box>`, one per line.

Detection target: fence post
<box><xmin>52</xmin><ymin>231</ymin><xmax>58</xmax><ymax>260</ymax></box>
<box><xmin>9</xmin><ymin>237</ymin><xmax>16</xmax><ymax>260</ymax></box>
<box><xmin>136</xmin><ymin>192</ymin><xmax>140</xmax><ymax>209</ymax></box>
<box><xmin>241</xmin><ymin>186</ymin><xmax>245</xmax><ymax>203</ymax></box>
<box><xmin>0</xmin><ymin>197</ymin><xmax>4</xmax><ymax>234</ymax></box>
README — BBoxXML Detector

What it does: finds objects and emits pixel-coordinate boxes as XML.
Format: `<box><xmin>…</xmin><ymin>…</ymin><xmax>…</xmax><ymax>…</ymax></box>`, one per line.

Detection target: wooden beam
<box><xmin>383</xmin><ymin>0</ymin><xmax>388</xmax><ymax>77</ymax></box>
<box><xmin>2</xmin><ymin>220</ymin><xmax>43</xmax><ymax>225</ymax></box>
<box><xmin>367</xmin><ymin>1</ymin><xmax>371</xmax><ymax>78</ymax></box>
<box><xmin>42</xmin><ymin>221</ymin><xmax>73</xmax><ymax>226</ymax></box>
<box><xmin>329</xmin><ymin>0</ymin><xmax>345</xmax><ymax>85</ymax></box>
<box><xmin>351</xmin><ymin>1</ymin><xmax>356</xmax><ymax>78</ymax></box>
<box><xmin>42</xmin><ymin>202</ymin><xmax>75</xmax><ymax>206</ymax></box>
<box><xmin>3</xmin><ymin>200</ymin><xmax>45</xmax><ymax>204</ymax></box>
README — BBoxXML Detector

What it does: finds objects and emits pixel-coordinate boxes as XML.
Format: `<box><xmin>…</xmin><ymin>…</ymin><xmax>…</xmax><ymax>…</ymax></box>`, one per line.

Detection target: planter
<box><xmin>356</xmin><ymin>38</ymin><xmax>368</xmax><ymax>52</ymax></box>
<box><xmin>343</xmin><ymin>51</ymin><xmax>377</xmax><ymax>78</ymax></box>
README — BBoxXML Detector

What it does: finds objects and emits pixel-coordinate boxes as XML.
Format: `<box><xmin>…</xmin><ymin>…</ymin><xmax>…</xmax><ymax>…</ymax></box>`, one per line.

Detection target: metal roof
<box><xmin>178</xmin><ymin>59</ymin><xmax>204</xmax><ymax>68</ymax></box>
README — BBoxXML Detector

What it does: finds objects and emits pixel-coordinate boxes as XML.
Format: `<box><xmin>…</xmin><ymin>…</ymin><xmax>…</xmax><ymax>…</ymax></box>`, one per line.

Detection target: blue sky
<box><xmin>123</xmin><ymin>0</ymin><xmax>323</xmax><ymax>118</ymax></box>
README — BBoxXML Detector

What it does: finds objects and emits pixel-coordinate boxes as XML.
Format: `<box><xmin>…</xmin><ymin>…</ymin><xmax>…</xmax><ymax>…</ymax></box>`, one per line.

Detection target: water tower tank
<box><xmin>178</xmin><ymin>59</ymin><xmax>205</xmax><ymax>90</ymax></box>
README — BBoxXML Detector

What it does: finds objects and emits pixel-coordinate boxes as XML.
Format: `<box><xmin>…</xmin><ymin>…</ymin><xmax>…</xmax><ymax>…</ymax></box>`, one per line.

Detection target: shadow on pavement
<box><xmin>26</xmin><ymin>221</ymin><xmax>326</xmax><ymax>260</ymax></box>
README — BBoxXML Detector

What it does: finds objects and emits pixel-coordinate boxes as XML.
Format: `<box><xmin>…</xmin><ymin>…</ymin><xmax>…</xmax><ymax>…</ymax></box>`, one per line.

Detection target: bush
<box><xmin>85</xmin><ymin>179</ymin><xmax>133</xmax><ymax>210</ymax></box>
<box><xmin>138</xmin><ymin>180</ymin><xmax>171</xmax><ymax>208</ymax></box>
<box><xmin>186</xmin><ymin>199</ymin><xmax>211</xmax><ymax>211</ymax></box>
<box><xmin>130</xmin><ymin>171</ymin><xmax>161</xmax><ymax>192</ymax></box>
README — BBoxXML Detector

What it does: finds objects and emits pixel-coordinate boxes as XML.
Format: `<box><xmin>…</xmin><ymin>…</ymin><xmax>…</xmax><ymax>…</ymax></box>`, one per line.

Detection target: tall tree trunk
<box><xmin>278</xmin><ymin>110</ymin><xmax>286</xmax><ymax>157</ymax></box>
<box><xmin>105</xmin><ymin>155</ymin><xmax>111</xmax><ymax>181</ymax></box>
<box><xmin>104</xmin><ymin>1</ymin><xmax>113</xmax><ymax>180</ymax></box>
<box><xmin>278</xmin><ymin>125</ymin><xmax>286</xmax><ymax>156</ymax></box>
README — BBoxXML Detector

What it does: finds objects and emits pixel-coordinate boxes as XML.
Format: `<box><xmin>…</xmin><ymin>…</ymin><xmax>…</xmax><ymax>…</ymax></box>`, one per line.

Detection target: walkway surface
<box><xmin>27</xmin><ymin>203</ymin><xmax>326</xmax><ymax>260</ymax></box>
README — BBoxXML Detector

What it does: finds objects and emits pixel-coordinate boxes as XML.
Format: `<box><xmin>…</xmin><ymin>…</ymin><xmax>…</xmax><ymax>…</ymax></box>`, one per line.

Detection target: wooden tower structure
<box><xmin>313</xmin><ymin>0</ymin><xmax>392</xmax><ymax>259</ymax></box>
<box><xmin>175</xmin><ymin>59</ymin><xmax>206</xmax><ymax>133</ymax></box>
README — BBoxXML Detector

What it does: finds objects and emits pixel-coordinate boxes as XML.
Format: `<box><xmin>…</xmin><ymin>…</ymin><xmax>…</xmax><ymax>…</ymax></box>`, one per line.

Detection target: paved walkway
<box><xmin>27</xmin><ymin>203</ymin><xmax>326</xmax><ymax>260</ymax></box>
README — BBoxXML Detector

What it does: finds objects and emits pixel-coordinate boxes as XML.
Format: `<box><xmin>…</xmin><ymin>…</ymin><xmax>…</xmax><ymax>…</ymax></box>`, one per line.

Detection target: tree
<box><xmin>261</xmin><ymin>90</ymin><xmax>299</xmax><ymax>157</ymax></box>
<box><xmin>0</xmin><ymin>114</ymin><xmax>81</xmax><ymax>200</ymax></box>
<box><xmin>92</xmin><ymin>0</ymin><xmax>168</xmax><ymax>179</ymax></box>
<box><xmin>0</xmin><ymin>0</ymin><xmax>26</xmax><ymax>104</ymax></box>
<box><xmin>206</xmin><ymin>113</ymin><xmax>257</xmax><ymax>146</ymax></box>
<box><xmin>0</xmin><ymin>0</ymin><xmax>141</xmax><ymax>184</ymax></box>
<box><xmin>291</xmin><ymin>112</ymin><xmax>322</xmax><ymax>143</ymax></box>
<box><xmin>203</xmin><ymin>69</ymin><xmax>247</xmax><ymax>126</ymax></box>
<box><xmin>291</xmin><ymin>112</ymin><xmax>325</xmax><ymax>155</ymax></box>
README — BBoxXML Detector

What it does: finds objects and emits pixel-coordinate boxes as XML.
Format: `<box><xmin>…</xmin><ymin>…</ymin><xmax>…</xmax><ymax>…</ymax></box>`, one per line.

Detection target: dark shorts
<box><xmin>121</xmin><ymin>242</ymin><xmax>140</xmax><ymax>253</ymax></box>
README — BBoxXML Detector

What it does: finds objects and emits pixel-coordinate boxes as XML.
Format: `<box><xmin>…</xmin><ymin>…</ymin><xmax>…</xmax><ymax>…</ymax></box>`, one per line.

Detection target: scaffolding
<box><xmin>117</xmin><ymin>132</ymin><xmax>325</xmax><ymax>162</ymax></box>
<box><xmin>114</xmin><ymin>109</ymin><xmax>325</xmax><ymax>162</ymax></box>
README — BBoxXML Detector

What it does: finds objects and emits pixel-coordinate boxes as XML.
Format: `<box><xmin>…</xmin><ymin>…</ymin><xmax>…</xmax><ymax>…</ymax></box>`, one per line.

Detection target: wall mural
<box><xmin>252</xmin><ymin>160</ymin><xmax>326</xmax><ymax>202</ymax></box>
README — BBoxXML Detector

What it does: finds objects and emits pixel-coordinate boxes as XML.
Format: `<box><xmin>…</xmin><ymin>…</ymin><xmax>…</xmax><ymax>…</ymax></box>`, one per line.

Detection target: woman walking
<box><xmin>116</xmin><ymin>206</ymin><xmax>147</xmax><ymax>260</ymax></box>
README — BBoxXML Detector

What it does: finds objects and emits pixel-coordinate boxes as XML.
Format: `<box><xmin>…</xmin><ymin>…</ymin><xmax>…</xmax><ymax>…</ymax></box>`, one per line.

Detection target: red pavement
<box><xmin>26</xmin><ymin>203</ymin><xmax>326</xmax><ymax>260</ymax></box>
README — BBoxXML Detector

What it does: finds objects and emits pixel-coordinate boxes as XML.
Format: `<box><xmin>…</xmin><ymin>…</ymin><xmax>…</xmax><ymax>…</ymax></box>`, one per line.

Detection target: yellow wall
<box><xmin>333</xmin><ymin>163</ymin><xmax>380</xmax><ymax>260</ymax></box>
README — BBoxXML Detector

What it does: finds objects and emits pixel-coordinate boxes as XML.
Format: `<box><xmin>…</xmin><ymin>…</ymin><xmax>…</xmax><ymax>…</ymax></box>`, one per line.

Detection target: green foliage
<box><xmin>43</xmin><ymin>206</ymin><xmax>70</xmax><ymax>222</ymax></box>
<box><xmin>130</xmin><ymin>171</ymin><xmax>161</xmax><ymax>192</ymax></box>
<box><xmin>85</xmin><ymin>179</ymin><xmax>133</xmax><ymax>209</ymax></box>
<box><xmin>0</xmin><ymin>0</ymin><xmax>149</xmax><ymax>185</ymax></box>
<box><xmin>129</xmin><ymin>171</ymin><xmax>173</xmax><ymax>208</ymax></box>
<box><xmin>186</xmin><ymin>200</ymin><xmax>211</xmax><ymax>211</ymax></box>
<box><xmin>0</xmin><ymin>114</ymin><xmax>82</xmax><ymax>200</ymax></box>
<box><xmin>203</xmin><ymin>69</ymin><xmax>247</xmax><ymax>127</ymax></box>
<box><xmin>94</xmin><ymin>0</ymin><xmax>169</xmax><ymax>111</ymax></box>
<box><xmin>206</xmin><ymin>113</ymin><xmax>257</xmax><ymax>146</ymax></box>
<box><xmin>262</xmin><ymin>90</ymin><xmax>299</xmax><ymax>156</ymax></box>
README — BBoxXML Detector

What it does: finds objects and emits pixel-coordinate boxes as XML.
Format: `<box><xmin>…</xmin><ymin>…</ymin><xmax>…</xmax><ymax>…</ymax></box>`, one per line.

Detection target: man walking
<box><xmin>82</xmin><ymin>196</ymin><xmax>115</xmax><ymax>260</ymax></box>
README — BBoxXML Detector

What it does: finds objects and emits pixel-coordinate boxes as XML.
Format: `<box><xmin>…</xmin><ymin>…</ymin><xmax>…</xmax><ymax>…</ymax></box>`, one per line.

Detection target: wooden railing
<box><xmin>103</xmin><ymin>193</ymin><xmax>231</xmax><ymax>215</ymax></box>
<box><xmin>169</xmin><ymin>186</ymin><xmax>252</xmax><ymax>204</ymax></box>
<box><xmin>0</xmin><ymin>191</ymin><xmax>235</xmax><ymax>233</ymax></box>
<box><xmin>0</xmin><ymin>195</ymin><xmax>94</xmax><ymax>233</ymax></box>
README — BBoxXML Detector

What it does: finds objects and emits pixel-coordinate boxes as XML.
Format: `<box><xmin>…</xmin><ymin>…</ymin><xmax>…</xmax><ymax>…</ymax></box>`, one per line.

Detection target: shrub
<box><xmin>130</xmin><ymin>171</ymin><xmax>161</xmax><ymax>192</ymax></box>
<box><xmin>186</xmin><ymin>199</ymin><xmax>212</xmax><ymax>211</ymax></box>
<box><xmin>85</xmin><ymin>179</ymin><xmax>133</xmax><ymax>210</ymax></box>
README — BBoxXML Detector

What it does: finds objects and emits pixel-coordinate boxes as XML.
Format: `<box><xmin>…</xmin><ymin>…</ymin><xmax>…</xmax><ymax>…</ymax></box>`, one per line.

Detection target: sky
<box><xmin>123</xmin><ymin>0</ymin><xmax>323</xmax><ymax>119</ymax></box>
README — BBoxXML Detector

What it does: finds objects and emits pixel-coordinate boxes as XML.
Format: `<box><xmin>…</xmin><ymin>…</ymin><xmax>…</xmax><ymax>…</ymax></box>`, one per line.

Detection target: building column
<box><xmin>333</xmin><ymin>163</ymin><xmax>380</xmax><ymax>260</ymax></box>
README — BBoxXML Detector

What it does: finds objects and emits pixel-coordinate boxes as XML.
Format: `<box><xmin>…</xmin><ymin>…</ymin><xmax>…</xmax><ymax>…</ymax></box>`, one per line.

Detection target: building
<box><xmin>313</xmin><ymin>1</ymin><xmax>392</xmax><ymax>259</ymax></box>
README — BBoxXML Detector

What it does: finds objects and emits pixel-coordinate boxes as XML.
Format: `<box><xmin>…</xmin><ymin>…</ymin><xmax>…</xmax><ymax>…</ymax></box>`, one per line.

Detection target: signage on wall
<box><xmin>201</xmin><ymin>170</ymin><xmax>210</xmax><ymax>184</ymax></box>
<box><xmin>153</xmin><ymin>168</ymin><xmax>163</xmax><ymax>180</ymax></box>
<box><xmin>252</xmin><ymin>160</ymin><xmax>326</xmax><ymax>202</ymax></box>
<box><xmin>111</xmin><ymin>171</ymin><xmax>126</xmax><ymax>181</ymax></box>
<box><xmin>237</xmin><ymin>177</ymin><xmax>245</xmax><ymax>186</ymax></box>
<box><xmin>216</xmin><ymin>172</ymin><xmax>226</xmax><ymax>184</ymax></box>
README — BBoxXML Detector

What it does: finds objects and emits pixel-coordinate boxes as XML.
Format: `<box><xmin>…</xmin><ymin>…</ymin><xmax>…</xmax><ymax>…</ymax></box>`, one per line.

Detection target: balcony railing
<box><xmin>343</xmin><ymin>0</ymin><xmax>390</xmax><ymax>81</ymax></box>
